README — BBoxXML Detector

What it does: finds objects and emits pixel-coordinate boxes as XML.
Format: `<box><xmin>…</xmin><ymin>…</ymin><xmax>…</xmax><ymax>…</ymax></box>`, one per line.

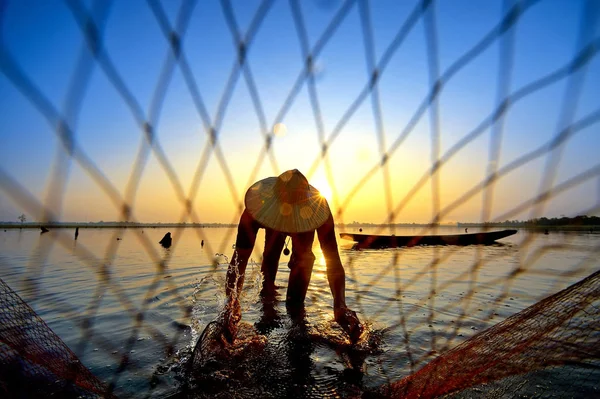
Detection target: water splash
<box><xmin>188</xmin><ymin>254</ymin><xmax>265</xmax><ymax>345</ymax></box>
<box><xmin>189</xmin><ymin>274</ymin><xmax>223</xmax><ymax>346</ymax></box>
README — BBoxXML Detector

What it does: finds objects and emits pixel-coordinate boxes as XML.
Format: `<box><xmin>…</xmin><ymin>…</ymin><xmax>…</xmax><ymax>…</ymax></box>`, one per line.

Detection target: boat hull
<box><xmin>339</xmin><ymin>229</ymin><xmax>517</xmax><ymax>249</ymax></box>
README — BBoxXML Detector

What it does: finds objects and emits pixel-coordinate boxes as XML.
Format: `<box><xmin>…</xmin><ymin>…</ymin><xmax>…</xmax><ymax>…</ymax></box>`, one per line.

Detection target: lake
<box><xmin>0</xmin><ymin>226</ymin><xmax>598</xmax><ymax>398</ymax></box>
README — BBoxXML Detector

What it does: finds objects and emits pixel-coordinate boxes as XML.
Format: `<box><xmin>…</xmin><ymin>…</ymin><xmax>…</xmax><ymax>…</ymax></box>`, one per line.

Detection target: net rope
<box><xmin>0</xmin><ymin>0</ymin><xmax>599</xmax><ymax>397</ymax></box>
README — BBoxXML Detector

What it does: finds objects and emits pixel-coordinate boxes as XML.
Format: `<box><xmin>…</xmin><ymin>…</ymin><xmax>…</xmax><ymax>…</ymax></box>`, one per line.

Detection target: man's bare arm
<box><xmin>317</xmin><ymin>215</ymin><xmax>364</xmax><ymax>342</ymax></box>
<box><xmin>317</xmin><ymin>215</ymin><xmax>347</xmax><ymax>308</ymax></box>
<box><xmin>225</xmin><ymin>209</ymin><xmax>259</xmax><ymax>298</ymax></box>
<box><xmin>220</xmin><ymin>209</ymin><xmax>259</xmax><ymax>342</ymax></box>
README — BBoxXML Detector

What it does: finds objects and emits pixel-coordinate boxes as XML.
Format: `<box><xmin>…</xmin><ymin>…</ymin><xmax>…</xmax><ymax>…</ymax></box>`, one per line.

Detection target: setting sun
<box><xmin>311</xmin><ymin>176</ymin><xmax>334</xmax><ymax>202</ymax></box>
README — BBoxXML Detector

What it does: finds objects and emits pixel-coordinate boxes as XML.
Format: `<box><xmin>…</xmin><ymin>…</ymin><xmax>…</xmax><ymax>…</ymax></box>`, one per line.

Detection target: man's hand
<box><xmin>334</xmin><ymin>307</ymin><xmax>364</xmax><ymax>344</ymax></box>
<box><xmin>217</xmin><ymin>298</ymin><xmax>241</xmax><ymax>344</ymax></box>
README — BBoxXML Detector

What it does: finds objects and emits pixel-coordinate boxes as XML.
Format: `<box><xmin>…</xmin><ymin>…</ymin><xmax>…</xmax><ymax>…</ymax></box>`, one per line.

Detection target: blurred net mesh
<box><xmin>376</xmin><ymin>269</ymin><xmax>600</xmax><ymax>398</ymax></box>
<box><xmin>0</xmin><ymin>278</ymin><xmax>113</xmax><ymax>398</ymax></box>
<box><xmin>0</xmin><ymin>0</ymin><xmax>599</xmax><ymax>398</ymax></box>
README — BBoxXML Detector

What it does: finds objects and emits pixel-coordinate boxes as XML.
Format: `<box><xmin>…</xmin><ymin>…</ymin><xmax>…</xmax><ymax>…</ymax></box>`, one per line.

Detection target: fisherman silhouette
<box><xmin>40</xmin><ymin>226</ymin><xmax>49</xmax><ymax>234</ymax></box>
<box><xmin>217</xmin><ymin>169</ymin><xmax>363</xmax><ymax>344</ymax></box>
<box><xmin>75</xmin><ymin>227</ymin><xmax>79</xmax><ymax>240</ymax></box>
<box><xmin>201</xmin><ymin>239</ymin><xmax>204</xmax><ymax>248</ymax></box>
<box><xmin>159</xmin><ymin>232</ymin><xmax>172</xmax><ymax>248</ymax></box>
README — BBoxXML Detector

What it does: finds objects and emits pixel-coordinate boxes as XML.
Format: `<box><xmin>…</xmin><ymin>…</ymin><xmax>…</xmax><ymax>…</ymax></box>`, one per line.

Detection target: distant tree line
<box><xmin>460</xmin><ymin>215</ymin><xmax>600</xmax><ymax>227</ymax></box>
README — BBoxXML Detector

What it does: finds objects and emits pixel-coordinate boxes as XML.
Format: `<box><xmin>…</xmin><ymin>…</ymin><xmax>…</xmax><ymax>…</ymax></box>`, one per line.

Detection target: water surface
<box><xmin>0</xmin><ymin>226</ymin><xmax>598</xmax><ymax>397</ymax></box>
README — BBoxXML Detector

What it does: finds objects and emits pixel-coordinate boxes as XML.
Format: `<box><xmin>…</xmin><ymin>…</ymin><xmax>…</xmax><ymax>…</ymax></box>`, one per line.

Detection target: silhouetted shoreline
<box><xmin>1</xmin><ymin>221</ymin><xmax>597</xmax><ymax>231</ymax></box>
<box><xmin>0</xmin><ymin>222</ymin><xmax>237</xmax><ymax>229</ymax></box>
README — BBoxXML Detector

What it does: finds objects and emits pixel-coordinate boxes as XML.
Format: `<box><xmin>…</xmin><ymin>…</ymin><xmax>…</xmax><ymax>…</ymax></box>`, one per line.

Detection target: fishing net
<box><xmin>0</xmin><ymin>277</ymin><xmax>113</xmax><ymax>398</ymax></box>
<box><xmin>1</xmin><ymin>0</ymin><xmax>600</xmax><ymax>398</ymax></box>
<box><xmin>374</xmin><ymin>269</ymin><xmax>600</xmax><ymax>398</ymax></box>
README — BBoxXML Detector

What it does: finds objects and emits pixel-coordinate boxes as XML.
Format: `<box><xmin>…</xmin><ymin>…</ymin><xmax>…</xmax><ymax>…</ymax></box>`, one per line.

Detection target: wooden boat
<box><xmin>339</xmin><ymin>229</ymin><xmax>517</xmax><ymax>249</ymax></box>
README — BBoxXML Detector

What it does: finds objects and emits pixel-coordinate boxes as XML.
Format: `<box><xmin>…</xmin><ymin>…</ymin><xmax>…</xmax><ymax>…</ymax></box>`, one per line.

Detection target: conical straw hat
<box><xmin>245</xmin><ymin>169</ymin><xmax>331</xmax><ymax>233</ymax></box>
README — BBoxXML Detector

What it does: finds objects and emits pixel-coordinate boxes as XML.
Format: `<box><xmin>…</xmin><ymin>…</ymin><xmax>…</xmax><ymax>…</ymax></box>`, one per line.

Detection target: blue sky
<box><xmin>1</xmin><ymin>0</ymin><xmax>599</xmax><ymax>224</ymax></box>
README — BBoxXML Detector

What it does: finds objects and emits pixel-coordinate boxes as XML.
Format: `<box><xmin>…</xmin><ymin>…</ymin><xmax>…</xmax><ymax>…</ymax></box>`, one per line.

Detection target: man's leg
<box><xmin>286</xmin><ymin>231</ymin><xmax>315</xmax><ymax>305</ymax></box>
<box><xmin>261</xmin><ymin>228</ymin><xmax>286</xmax><ymax>293</ymax></box>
